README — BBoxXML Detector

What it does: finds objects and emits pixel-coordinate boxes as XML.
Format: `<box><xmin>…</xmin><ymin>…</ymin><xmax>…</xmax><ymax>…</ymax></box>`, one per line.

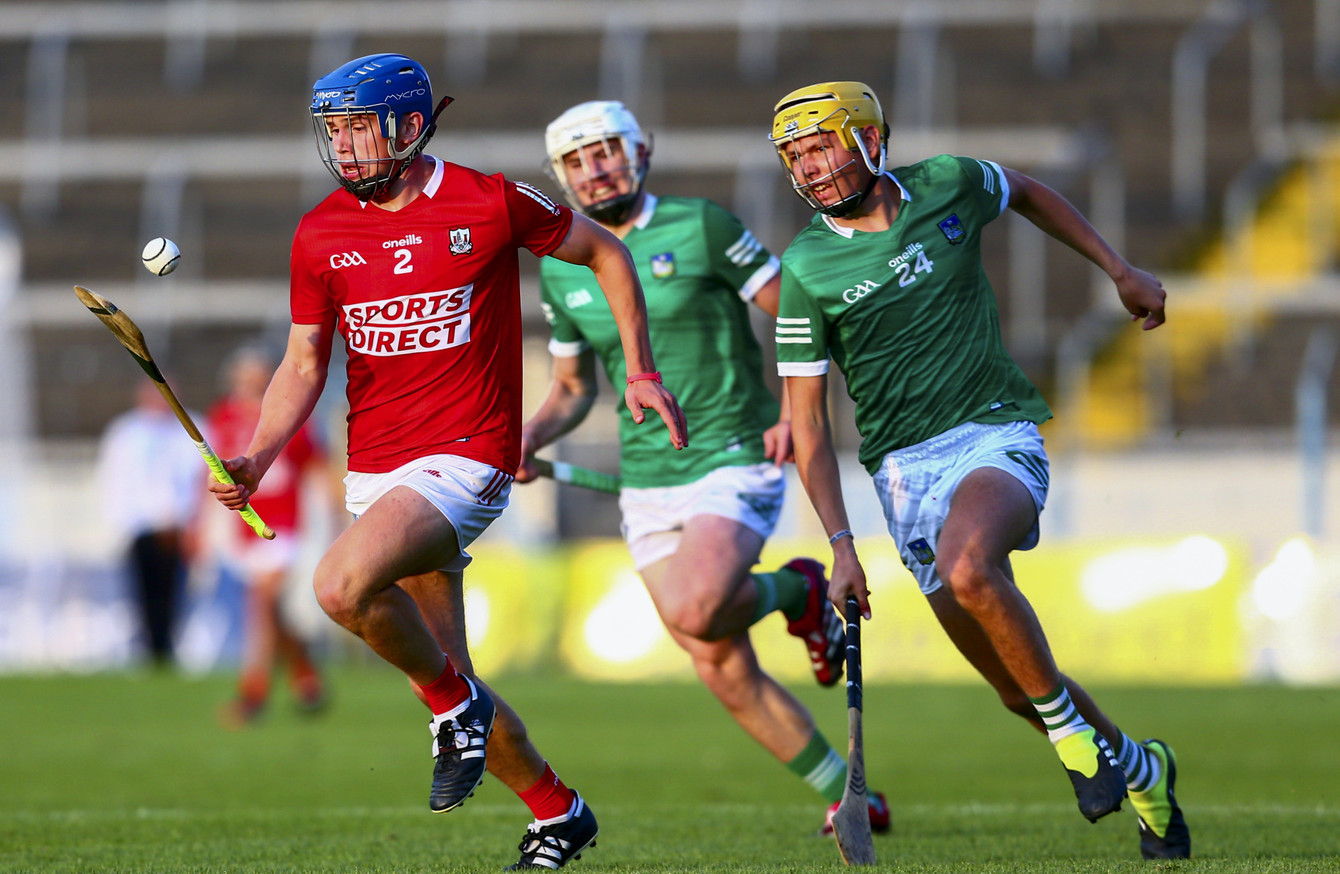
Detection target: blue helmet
<box><xmin>309</xmin><ymin>53</ymin><xmax>445</xmax><ymax>200</ymax></box>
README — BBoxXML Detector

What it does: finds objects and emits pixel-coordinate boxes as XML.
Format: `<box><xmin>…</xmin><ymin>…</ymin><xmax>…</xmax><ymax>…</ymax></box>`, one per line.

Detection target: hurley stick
<box><xmin>75</xmin><ymin>285</ymin><xmax>274</xmax><ymax>540</ymax></box>
<box><xmin>831</xmin><ymin>595</ymin><xmax>875</xmax><ymax>865</ymax></box>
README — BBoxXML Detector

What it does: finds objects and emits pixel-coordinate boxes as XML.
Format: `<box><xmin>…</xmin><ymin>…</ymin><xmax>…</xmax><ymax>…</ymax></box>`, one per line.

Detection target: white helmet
<box><xmin>544</xmin><ymin>100</ymin><xmax>651</xmax><ymax>225</ymax></box>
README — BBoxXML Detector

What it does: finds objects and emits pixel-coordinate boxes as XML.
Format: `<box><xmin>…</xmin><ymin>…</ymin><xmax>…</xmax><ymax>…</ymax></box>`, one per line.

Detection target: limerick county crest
<box><xmin>449</xmin><ymin>227</ymin><xmax>473</xmax><ymax>255</ymax></box>
<box><xmin>650</xmin><ymin>252</ymin><xmax>676</xmax><ymax>278</ymax></box>
<box><xmin>907</xmin><ymin>537</ymin><xmax>936</xmax><ymax>566</ymax></box>
<box><xmin>937</xmin><ymin>214</ymin><xmax>965</xmax><ymax>244</ymax></box>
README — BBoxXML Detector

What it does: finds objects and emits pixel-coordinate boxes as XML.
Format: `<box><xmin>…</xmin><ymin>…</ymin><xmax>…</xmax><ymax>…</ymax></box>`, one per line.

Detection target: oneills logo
<box><xmin>342</xmin><ymin>286</ymin><xmax>472</xmax><ymax>356</ymax></box>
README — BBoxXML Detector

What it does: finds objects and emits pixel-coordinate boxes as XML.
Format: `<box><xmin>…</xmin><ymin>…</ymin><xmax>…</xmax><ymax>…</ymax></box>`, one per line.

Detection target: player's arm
<box><xmin>767</xmin><ymin>378</ymin><xmax>794</xmax><ymax>466</ymax></box>
<box><xmin>549</xmin><ymin>213</ymin><xmax>688</xmax><ymax>448</ymax></box>
<box><xmin>748</xmin><ymin>272</ymin><xmax>793</xmax><ymax>464</ymax></box>
<box><xmin>210</xmin><ymin>320</ymin><xmax>333</xmax><ymax>510</ymax></box>
<box><xmin>1002</xmin><ymin>166</ymin><xmax>1166</xmax><ymax>330</ymax></box>
<box><xmin>787</xmin><ymin>373</ymin><xmax>869</xmax><ymax>617</ymax></box>
<box><xmin>751</xmin><ymin>270</ymin><xmax>781</xmax><ymax>318</ymax></box>
<box><xmin>517</xmin><ymin>349</ymin><xmax>599</xmax><ymax>483</ymax></box>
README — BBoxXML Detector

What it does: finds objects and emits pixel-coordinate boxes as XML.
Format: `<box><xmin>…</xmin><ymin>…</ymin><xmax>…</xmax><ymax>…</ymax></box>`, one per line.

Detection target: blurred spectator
<box><xmin>95</xmin><ymin>380</ymin><xmax>203</xmax><ymax>667</ymax></box>
<box><xmin>205</xmin><ymin>346</ymin><xmax>330</xmax><ymax>726</ymax></box>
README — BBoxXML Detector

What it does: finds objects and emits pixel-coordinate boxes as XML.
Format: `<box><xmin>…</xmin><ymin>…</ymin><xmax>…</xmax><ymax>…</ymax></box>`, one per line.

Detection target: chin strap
<box><xmin>389</xmin><ymin>95</ymin><xmax>454</xmax><ymax>161</ymax></box>
<box><xmin>821</xmin><ymin>171</ymin><xmax>885</xmax><ymax>218</ymax></box>
<box><xmin>851</xmin><ymin>125</ymin><xmax>887</xmax><ymax>177</ymax></box>
<box><xmin>356</xmin><ymin>96</ymin><xmax>456</xmax><ymax>201</ymax></box>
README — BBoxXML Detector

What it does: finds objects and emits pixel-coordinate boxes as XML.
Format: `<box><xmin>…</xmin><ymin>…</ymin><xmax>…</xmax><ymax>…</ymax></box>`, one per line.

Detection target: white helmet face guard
<box><xmin>544</xmin><ymin>101</ymin><xmax>649</xmax><ymax>225</ymax></box>
<box><xmin>546</xmin><ymin>133</ymin><xmax>647</xmax><ymax>224</ymax></box>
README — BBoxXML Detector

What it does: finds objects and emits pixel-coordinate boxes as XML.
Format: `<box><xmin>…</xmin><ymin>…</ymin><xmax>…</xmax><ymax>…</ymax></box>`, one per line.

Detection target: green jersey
<box><xmin>541</xmin><ymin>194</ymin><xmax>781</xmax><ymax>488</ymax></box>
<box><xmin>776</xmin><ymin>154</ymin><xmax>1052</xmax><ymax>474</ymax></box>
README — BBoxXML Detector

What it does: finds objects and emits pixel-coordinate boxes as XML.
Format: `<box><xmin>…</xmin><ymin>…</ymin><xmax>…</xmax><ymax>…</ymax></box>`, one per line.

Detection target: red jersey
<box><xmin>290</xmin><ymin>157</ymin><xmax>574</xmax><ymax>475</ymax></box>
<box><xmin>207</xmin><ymin>397</ymin><xmax>319</xmax><ymax>537</ymax></box>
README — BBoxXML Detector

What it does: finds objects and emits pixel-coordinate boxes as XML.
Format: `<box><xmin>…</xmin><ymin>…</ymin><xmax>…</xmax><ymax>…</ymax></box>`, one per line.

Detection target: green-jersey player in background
<box><xmin>520</xmin><ymin>100</ymin><xmax>890</xmax><ymax>836</ymax></box>
<box><xmin>770</xmin><ymin>82</ymin><xmax>1187</xmax><ymax>861</ymax></box>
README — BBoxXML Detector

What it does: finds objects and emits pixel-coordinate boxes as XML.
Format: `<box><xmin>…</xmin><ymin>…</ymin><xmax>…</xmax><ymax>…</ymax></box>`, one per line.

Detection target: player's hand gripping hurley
<box><xmin>74</xmin><ymin>286</ymin><xmax>274</xmax><ymax>540</ymax></box>
<box><xmin>831</xmin><ymin>596</ymin><xmax>876</xmax><ymax>865</ymax></box>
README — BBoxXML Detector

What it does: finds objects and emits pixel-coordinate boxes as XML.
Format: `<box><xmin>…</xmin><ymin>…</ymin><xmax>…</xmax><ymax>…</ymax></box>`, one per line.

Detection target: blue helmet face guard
<box><xmin>309</xmin><ymin>53</ymin><xmax>450</xmax><ymax>201</ymax></box>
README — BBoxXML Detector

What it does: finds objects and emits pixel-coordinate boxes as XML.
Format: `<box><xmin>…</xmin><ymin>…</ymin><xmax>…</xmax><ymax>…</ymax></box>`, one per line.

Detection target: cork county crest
<box><xmin>449</xmin><ymin>227</ymin><xmax>473</xmax><ymax>255</ymax></box>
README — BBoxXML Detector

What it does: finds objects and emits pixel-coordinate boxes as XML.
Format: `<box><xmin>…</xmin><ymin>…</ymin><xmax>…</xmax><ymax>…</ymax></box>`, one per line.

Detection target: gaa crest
<box><xmin>449</xmin><ymin>227</ymin><xmax>473</xmax><ymax>255</ymax></box>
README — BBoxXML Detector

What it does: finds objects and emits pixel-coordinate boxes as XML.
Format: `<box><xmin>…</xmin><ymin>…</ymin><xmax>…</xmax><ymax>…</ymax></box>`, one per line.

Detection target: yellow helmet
<box><xmin>770</xmin><ymin>81</ymin><xmax>886</xmax><ymax>151</ymax></box>
<box><xmin>769</xmin><ymin>81</ymin><xmax>888</xmax><ymax>216</ymax></box>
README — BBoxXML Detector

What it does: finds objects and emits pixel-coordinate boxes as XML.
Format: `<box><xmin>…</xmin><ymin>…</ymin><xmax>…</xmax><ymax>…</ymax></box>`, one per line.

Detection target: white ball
<box><xmin>141</xmin><ymin>237</ymin><xmax>181</xmax><ymax>276</ymax></box>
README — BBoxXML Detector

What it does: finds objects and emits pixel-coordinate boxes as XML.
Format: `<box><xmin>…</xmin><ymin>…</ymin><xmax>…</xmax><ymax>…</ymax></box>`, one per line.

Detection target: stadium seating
<box><xmin>0</xmin><ymin>0</ymin><xmax>1335</xmax><ymax>459</ymax></box>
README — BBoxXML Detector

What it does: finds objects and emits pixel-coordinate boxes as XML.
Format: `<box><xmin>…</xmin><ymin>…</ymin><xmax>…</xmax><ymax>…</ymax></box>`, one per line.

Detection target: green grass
<box><xmin>1</xmin><ymin>669</ymin><xmax>1337</xmax><ymax>872</ymax></box>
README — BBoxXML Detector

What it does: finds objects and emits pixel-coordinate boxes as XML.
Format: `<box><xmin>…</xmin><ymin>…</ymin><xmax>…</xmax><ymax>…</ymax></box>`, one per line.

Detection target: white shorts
<box><xmin>227</xmin><ymin>531</ymin><xmax>300</xmax><ymax>582</ymax></box>
<box><xmin>618</xmin><ymin>462</ymin><xmax>785</xmax><ymax>569</ymax></box>
<box><xmin>872</xmin><ymin>420</ymin><xmax>1049</xmax><ymax>595</ymax></box>
<box><xmin>344</xmin><ymin>454</ymin><xmax>512</xmax><ymax>572</ymax></box>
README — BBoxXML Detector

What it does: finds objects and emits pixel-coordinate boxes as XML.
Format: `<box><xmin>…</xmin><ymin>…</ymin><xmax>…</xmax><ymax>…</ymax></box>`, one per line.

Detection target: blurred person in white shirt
<box><xmin>96</xmin><ymin>380</ymin><xmax>204</xmax><ymax>666</ymax></box>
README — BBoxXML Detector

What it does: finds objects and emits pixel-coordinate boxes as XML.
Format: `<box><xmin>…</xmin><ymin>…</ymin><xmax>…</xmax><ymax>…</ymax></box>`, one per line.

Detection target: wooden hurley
<box><xmin>831</xmin><ymin>596</ymin><xmax>876</xmax><ymax>865</ymax></box>
<box><xmin>75</xmin><ymin>285</ymin><xmax>274</xmax><ymax>540</ymax></box>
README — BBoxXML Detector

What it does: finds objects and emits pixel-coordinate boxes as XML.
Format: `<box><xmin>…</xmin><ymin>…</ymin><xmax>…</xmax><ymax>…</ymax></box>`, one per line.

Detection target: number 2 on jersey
<box><xmin>394</xmin><ymin>248</ymin><xmax>413</xmax><ymax>274</ymax></box>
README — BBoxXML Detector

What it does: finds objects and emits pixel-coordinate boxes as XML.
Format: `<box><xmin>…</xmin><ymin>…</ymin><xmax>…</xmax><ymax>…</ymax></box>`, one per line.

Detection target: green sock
<box><xmin>750</xmin><ymin>573</ymin><xmax>778</xmax><ymax>624</ymax></box>
<box><xmin>785</xmin><ymin>730</ymin><xmax>847</xmax><ymax>803</ymax></box>
<box><xmin>749</xmin><ymin>567</ymin><xmax>808</xmax><ymax>625</ymax></box>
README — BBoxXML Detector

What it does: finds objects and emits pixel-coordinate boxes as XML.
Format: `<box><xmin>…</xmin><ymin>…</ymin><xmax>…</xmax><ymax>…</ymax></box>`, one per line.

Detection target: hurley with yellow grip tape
<box><xmin>75</xmin><ymin>285</ymin><xmax>275</xmax><ymax>540</ymax></box>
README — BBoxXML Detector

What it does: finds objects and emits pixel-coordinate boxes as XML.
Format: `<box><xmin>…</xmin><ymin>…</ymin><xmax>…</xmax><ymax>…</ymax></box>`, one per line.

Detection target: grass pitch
<box><xmin>1</xmin><ymin>668</ymin><xmax>1337</xmax><ymax>872</ymax></box>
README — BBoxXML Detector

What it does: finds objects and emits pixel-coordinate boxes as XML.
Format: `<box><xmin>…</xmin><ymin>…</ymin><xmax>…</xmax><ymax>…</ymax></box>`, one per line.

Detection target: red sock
<box><xmin>518</xmin><ymin>763</ymin><xmax>577</xmax><ymax>821</ymax></box>
<box><xmin>418</xmin><ymin>661</ymin><xmax>470</xmax><ymax>715</ymax></box>
<box><xmin>238</xmin><ymin>670</ymin><xmax>269</xmax><ymax>707</ymax></box>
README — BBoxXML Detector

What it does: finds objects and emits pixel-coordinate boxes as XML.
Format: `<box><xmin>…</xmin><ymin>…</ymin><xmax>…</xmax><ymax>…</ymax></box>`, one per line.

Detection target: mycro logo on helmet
<box><xmin>842</xmin><ymin>279</ymin><xmax>881</xmax><ymax>304</ymax></box>
<box><xmin>386</xmin><ymin>89</ymin><xmax>426</xmax><ymax>101</ymax></box>
<box><xmin>314</xmin><ymin>91</ymin><xmax>342</xmax><ymax>99</ymax></box>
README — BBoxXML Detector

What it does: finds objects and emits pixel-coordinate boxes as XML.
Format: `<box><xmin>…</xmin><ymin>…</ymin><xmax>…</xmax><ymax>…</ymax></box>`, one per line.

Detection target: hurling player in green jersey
<box><xmin>770</xmin><ymin>82</ymin><xmax>1186</xmax><ymax>860</ymax></box>
<box><xmin>519</xmin><ymin>100</ymin><xmax>890</xmax><ymax>835</ymax></box>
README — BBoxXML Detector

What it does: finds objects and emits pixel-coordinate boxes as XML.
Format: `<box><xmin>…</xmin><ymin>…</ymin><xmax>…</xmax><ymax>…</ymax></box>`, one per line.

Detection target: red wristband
<box><xmin>626</xmin><ymin>371</ymin><xmax>662</xmax><ymax>385</ymax></box>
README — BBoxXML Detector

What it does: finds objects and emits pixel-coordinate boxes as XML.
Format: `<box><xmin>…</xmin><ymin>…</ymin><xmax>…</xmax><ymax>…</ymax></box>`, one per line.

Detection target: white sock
<box><xmin>1115</xmin><ymin>733</ymin><xmax>1162</xmax><ymax>792</ymax></box>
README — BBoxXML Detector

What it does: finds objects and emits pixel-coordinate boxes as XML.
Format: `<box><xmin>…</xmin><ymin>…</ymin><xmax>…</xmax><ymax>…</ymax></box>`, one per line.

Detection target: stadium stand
<box><xmin>0</xmin><ymin>0</ymin><xmax>1336</xmax><ymax>518</ymax></box>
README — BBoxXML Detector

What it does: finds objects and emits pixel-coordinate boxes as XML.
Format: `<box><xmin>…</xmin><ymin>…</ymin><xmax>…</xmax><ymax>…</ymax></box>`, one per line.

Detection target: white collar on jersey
<box><xmin>423</xmin><ymin>154</ymin><xmax>445</xmax><ymax>197</ymax></box>
<box><xmin>355</xmin><ymin>154</ymin><xmax>445</xmax><ymax>209</ymax></box>
<box><xmin>820</xmin><ymin>171</ymin><xmax>912</xmax><ymax>238</ymax></box>
<box><xmin>631</xmin><ymin>192</ymin><xmax>658</xmax><ymax>229</ymax></box>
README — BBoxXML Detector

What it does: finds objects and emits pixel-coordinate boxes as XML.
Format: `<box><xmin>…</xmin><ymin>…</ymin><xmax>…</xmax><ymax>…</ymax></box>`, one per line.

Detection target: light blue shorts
<box><xmin>872</xmin><ymin>421</ymin><xmax>1049</xmax><ymax>595</ymax></box>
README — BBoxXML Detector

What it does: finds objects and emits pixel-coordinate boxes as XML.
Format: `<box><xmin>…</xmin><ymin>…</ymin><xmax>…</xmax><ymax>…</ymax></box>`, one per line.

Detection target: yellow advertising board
<box><xmin>461</xmin><ymin>536</ymin><xmax>1249</xmax><ymax>683</ymax></box>
<box><xmin>457</xmin><ymin>545</ymin><xmax>567</xmax><ymax>676</ymax></box>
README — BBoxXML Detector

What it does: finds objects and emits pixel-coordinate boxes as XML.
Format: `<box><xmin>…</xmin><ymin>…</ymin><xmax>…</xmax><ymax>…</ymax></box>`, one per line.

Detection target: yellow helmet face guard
<box><xmin>770</xmin><ymin>82</ymin><xmax>888</xmax><ymax>217</ymax></box>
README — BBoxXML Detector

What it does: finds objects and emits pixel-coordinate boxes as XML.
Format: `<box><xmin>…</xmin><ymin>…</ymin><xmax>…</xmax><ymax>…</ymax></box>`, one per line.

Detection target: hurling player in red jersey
<box><xmin>209</xmin><ymin>54</ymin><xmax>686</xmax><ymax>867</ymax></box>
<box><xmin>206</xmin><ymin>347</ymin><xmax>329</xmax><ymax>728</ymax></box>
